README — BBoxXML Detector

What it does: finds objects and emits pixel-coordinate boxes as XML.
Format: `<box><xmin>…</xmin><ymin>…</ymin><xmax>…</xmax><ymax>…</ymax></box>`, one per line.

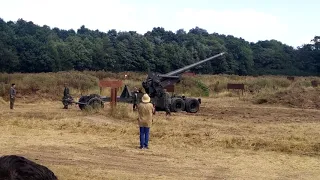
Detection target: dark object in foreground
<box><xmin>0</xmin><ymin>155</ymin><xmax>58</xmax><ymax>180</ymax></box>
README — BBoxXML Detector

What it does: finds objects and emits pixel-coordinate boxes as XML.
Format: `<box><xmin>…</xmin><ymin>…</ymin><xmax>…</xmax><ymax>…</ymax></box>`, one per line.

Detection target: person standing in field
<box><xmin>132</xmin><ymin>87</ymin><xmax>139</xmax><ymax>111</ymax></box>
<box><xmin>62</xmin><ymin>83</ymin><xmax>72</xmax><ymax>109</ymax></box>
<box><xmin>163</xmin><ymin>89</ymin><xmax>171</xmax><ymax>116</ymax></box>
<box><xmin>9</xmin><ymin>83</ymin><xmax>16</xmax><ymax>109</ymax></box>
<box><xmin>137</xmin><ymin>93</ymin><xmax>155</xmax><ymax>149</ymax></box>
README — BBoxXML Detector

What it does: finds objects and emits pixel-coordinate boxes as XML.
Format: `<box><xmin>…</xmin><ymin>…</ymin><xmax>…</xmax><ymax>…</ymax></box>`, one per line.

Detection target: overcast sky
<box><xmin>0</xmin><ymin>0</ymin><xmax>318</xmax><ymax>47</ymax></box>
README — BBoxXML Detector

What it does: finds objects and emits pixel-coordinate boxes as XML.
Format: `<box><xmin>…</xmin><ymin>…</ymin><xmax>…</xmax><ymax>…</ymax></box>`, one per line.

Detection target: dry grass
<box><xmin>2</xmin><ymin>71</ymin><xmax>320</xmax><ymax>109</ymax></box>
<box><xmin>1</xmin><ymin>96</ymin><xmax>320</xmax><ymax>180</ymax></box>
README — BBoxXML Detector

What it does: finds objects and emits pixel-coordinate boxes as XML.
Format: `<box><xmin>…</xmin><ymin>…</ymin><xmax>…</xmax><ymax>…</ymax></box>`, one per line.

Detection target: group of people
<box><xmin>8</xmin><ymin>83</ymin><xmax>72</xmax><ymax>110</ymax></box>
<box><xmin>132</xmin><ymin>87</ymin><xmax>171</xmax><ymax>116</ymax></box>
<box><xmin>8</xmin><ymin>83</ymin><xmax>169</xmax><ymax>150</ymax></box>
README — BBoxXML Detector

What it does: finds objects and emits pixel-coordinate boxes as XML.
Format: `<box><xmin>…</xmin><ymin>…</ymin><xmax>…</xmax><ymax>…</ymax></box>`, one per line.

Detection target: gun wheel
<box><xmin>185</xmin><ymin>98</ymin><xmax>200</xmax><ymax>113</ymax></box>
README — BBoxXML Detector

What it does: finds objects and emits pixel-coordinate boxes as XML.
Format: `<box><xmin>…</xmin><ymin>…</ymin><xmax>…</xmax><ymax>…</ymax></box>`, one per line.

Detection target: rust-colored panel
<box><xmin>165</xmin><ymin>85</ymin><xmax>175</xmax><ymax>92</ymax></box>
<box><xmin>227</xmin><ymin>83</ymin><xmax>244</xmax><ymax>90</ymax></box>
<box><xmin>110</xmin><ymin>88</ymin><xmax>117</xmax><ymax>105</ymax></box>
<box><xmin>183</xmin><ymin>72</ymin><xmax>196</xmax><ymax>76</ymax></box>
<box><xmin>99</xmin><ymin>80</ymin><xmax>123</xmax><ymax>88</ymax></box>
<box><xmin>287</xmin><ymin>76</ymin><xmax>295</xmax><ymax>81</ymax></box>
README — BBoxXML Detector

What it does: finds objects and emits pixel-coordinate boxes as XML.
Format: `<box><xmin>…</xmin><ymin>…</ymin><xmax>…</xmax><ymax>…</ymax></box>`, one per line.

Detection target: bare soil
<box><xmin>0</xmin><ymin>97</ymin><xmax>320</xmax><ymax>180</ymax></box>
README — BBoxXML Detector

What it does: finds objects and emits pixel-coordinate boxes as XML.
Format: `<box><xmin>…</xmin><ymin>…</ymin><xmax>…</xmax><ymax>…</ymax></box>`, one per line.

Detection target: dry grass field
<box><xmin>1</xmin><ymin>94</ymin><xmax>320</xmax><ymax>179</ymax></box>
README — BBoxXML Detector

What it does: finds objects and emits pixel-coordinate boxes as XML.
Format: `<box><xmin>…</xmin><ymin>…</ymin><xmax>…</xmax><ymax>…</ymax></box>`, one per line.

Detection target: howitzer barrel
<box><xmin>165</xmin><ymin>52</ymin><xmax>226</xmax><ymax>76</ymax></box>
<box><xmin>158</xmin><ymin>75</ymin><xmax>180</xmax><ymax>79</ymax></box>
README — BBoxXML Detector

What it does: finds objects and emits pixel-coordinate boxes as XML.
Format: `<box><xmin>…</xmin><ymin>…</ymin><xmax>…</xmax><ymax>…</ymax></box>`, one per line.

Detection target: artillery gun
<box><xmin>141</xmin><ymin>52</ymin><xmax>226</xmax><ymax>113</ymax></box>
<box><xmin>68</xmin><ymin>52</ymin><xmax>226</xmax><ymax>112</ymax></box>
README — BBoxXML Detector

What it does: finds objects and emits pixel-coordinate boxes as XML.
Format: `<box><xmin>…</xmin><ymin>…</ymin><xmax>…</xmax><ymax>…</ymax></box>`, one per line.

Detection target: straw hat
<box><xmin>141</xmin><ymin>93</ymin><xmax>151</xmax><ymax>103</ymax></box>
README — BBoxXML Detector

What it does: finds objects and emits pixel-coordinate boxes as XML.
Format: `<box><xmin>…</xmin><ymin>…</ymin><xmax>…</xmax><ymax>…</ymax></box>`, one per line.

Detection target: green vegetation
<box><xmin>0</xmin><ymin>18</ymin><xmax>319</xmax><ymax>76</ymax></box>
<box><xmin>0</xmin><ymin>71</ymin><xmax>99</xmax><ymax>100</ymax></box>
<box><xmin>1</xmin><ymin>71</ymin><xmax>319</xmax><ymax>109</ymax></box>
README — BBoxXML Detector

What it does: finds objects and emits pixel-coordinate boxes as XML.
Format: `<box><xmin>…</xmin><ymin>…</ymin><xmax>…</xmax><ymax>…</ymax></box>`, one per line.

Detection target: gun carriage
<box><xmin>64</xmin><ymin>52</ymin><xmax>226</xmax><ymax>113</ymax></box>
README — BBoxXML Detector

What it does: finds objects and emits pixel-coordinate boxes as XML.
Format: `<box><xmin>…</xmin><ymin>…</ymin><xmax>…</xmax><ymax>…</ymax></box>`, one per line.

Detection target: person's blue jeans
<box><xmin>139</xmin><ymin>127</ymin><xmax>150</xmax><ymax>148</ymax></box>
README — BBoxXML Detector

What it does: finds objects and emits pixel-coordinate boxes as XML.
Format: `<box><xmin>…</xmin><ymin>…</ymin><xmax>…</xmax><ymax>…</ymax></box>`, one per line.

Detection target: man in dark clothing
<box><xmin>164</xmin><ymin>89</ymin><xmax>171</xmax><ymax>116</ymax></box>
<box><xmin>132</xmin><ymin>87</ymin><xmax>139</xmax><ymax>111</ymax></box>
<box><xmin>64</xmin><ymin>83</ymin><xmax>69</xmax><ymax>97</ymax></box>
<box><xmin>62</xmin><ymin>83</ymin><xmax>72</xmax><ymax>109</ymax></box>
<box><xmin>133</xmin><ymin>87</ymin><xmax>144</xmax><ymax>111</ymax></box>
<box><xmin>9</xmin><ymin>83</ymin><xmax>16</xmax><ymax>109</ymax></box>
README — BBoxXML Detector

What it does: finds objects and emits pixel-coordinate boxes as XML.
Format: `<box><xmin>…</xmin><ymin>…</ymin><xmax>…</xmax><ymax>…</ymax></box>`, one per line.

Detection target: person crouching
<box><xmin>137</xmin><ymin>93</ymin><xmax>155</xmax><ymax>149</ymax></box>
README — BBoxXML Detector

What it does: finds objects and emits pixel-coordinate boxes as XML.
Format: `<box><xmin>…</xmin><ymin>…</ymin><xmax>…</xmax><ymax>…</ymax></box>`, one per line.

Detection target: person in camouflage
<box><xmin>164</xmin><ymin>89</ymin><xmax>171</xmax><ymax>116</ymax></box>
<box><xmin>62</xmin><ymin>83</ymin><xmax>73</xmax><ymax>109</ymax></box>
<box><xmin>132</xmin><ymin>87</ymin><xmax>138</xmax><ymax>111</ymax></box>
<box><xmin>9</xmin><ymin>83</ymin><xmax>16</xmax><ymax>109</ymax></box>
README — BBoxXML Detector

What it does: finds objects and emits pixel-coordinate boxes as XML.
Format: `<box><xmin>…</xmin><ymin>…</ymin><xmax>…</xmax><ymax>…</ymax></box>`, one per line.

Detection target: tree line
<box><xmin>0</xmin><ymin>18</ymin><xmax>319</xmax><ymax>76</ymax></box>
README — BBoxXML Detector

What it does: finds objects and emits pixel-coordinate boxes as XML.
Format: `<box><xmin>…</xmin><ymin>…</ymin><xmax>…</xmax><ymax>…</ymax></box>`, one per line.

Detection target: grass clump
<box><xmin>175</xmin><ymin>77</ymin><xmax>210</xmax><ymax>97</ymax></box>
<box><xmin>107</xmin><ymin>103</ymin><xmax>133</xmax><ymax>119</ymax></box>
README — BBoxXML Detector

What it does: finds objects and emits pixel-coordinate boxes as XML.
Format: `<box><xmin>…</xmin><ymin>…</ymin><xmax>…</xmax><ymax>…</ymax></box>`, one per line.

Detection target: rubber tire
<box><xmin>170</xmin><ymin>98</ymin><xmax>185</xmax><ymax>112</ymax></box>
<box><xmin>88</xmin><ymin>97</ymin><xmax>104</xmax><ymax>109</ymax></box>
<box><xmin>78</xmin><ymin>96</ymin><xmax>89</xmax><ymax>110</ymax></box>
<box><xmin>185</xmin><ymin>98</ymin><xmax>200</xmax><ymax>113</ymax></box>
<box><xmin>78</xmin><ymin>94</ymin><xmax>101</xmax><ymax>110</ymax></box>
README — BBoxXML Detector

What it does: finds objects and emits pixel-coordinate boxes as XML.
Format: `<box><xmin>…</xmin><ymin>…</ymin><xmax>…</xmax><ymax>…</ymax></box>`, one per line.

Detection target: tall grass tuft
<box><xmin>107</xmin><ymin>103</ymin><xmax>132</xmax><ymax>119</ymax></box>
<box><xmin>175</xmin><ymin>77</ymin><xmax>210</xmax><ymax>97</ymax></box>
<box><xmin>195</xmin><ymin>79</ymin><xmax>209</xmax><ymax>97</ymax></box>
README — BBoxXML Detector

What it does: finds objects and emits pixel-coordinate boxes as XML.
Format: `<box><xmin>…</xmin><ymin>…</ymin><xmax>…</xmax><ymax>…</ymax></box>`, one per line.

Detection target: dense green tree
<box><xmin>0</xmin><ymin>18</ymin><xmax>19</xmax><ymax>72</ymax></box>
<box><xmin>0</xmin><ymin>18</ymin><xmax>318</xmax><ymax>76</ymax></box>
<box><xmin>295</xmin><ymin>36</ymin><xmax>320</xmax><ymax>75</ymax></box>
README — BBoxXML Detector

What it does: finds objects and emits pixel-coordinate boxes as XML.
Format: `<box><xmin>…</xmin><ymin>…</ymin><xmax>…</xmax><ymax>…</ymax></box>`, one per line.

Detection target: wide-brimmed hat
<box><xmin>141</xmin><ymin>93</ymin><xmax>150</xmax><ymax>103</ymax></box>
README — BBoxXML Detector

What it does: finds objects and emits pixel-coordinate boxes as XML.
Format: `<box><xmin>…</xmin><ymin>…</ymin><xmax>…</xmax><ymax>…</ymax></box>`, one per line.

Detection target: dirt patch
<box><xmin>254</xmin><ymin>87</ymin><xmax>320</xmax><ymax>109</ymax></box>
<box><xmin>84</xmin><ymin>115</ymin><xmax>121</xmax><ymax>125</ymax></box>
<box><xmin>3</xmin><ymin>144</ymin><xmax>229</xmax><ymax>180</ymax></box>
<box><xmin>1</xmin><ymin>98</ymin><xmax>320</xmax><ymax>179</ymax></box>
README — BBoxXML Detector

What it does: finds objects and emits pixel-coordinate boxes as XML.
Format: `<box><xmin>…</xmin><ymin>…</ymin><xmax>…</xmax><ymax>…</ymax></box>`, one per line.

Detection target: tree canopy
<box><xmin>0</xmin><ymin>18</ymin><xmax>319</xmax><ymax>76</ymax></box>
